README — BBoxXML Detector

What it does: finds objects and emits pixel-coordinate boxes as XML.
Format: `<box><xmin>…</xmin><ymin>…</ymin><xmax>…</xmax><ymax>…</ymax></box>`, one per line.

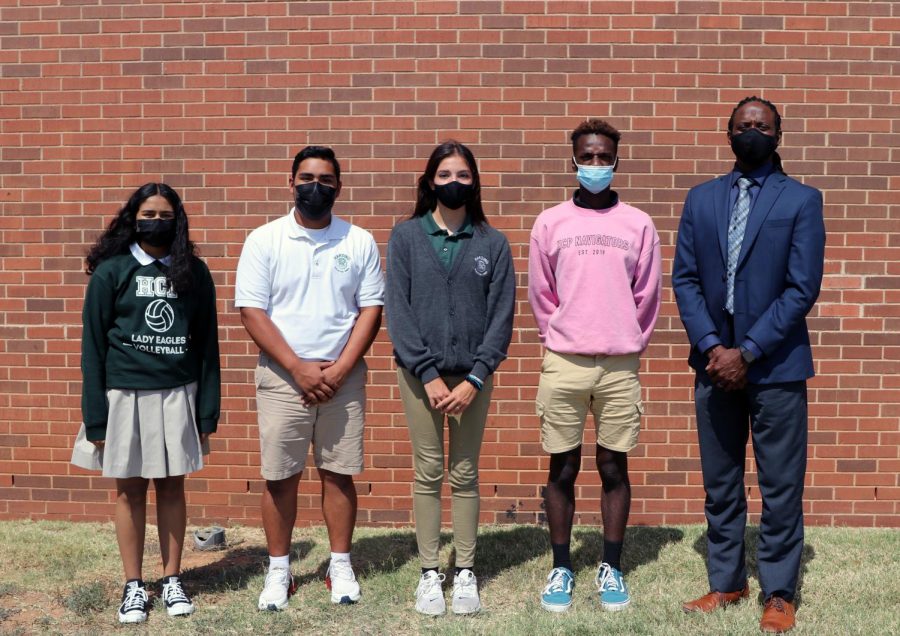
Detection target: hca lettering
<box><xmin>135</xmin><ymin>276</ymin><xmax>178</xmax><ymax>298</ymax></box>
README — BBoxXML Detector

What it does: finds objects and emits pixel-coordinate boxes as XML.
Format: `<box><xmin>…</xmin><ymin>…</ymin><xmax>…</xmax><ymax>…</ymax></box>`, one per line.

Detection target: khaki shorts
<box><xmin>537</xmin><ymin>350</ymin><xmax>644</xmax><ymax>454</ymax></box>
<box><xmin>255</xmin><ymin>355</ymin><xmax>366</xmax><ymax>481</ymax></box>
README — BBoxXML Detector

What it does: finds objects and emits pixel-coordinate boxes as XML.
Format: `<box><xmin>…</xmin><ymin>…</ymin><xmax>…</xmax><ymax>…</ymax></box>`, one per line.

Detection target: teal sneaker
<box><xmin>596</xmin><ymin>562</ymin><xmax>630</xmax><ymax>611</ymax></box>
<box><xmin>541</xmin><ymin>567</ymin><xmax>574</xmax><ymax>612</ymax></box>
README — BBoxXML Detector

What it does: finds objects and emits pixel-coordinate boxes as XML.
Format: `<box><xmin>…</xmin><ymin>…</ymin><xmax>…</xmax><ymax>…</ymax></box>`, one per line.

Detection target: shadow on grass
<box><xmin>297</xmin><ymin>526</ymin><xmax>550</xmax><ymax>586</ymax></box>
<box><xmin>178</xmin><ymin>540</ymin><xmax>315</xmax><ymax>594</ymax></box>
<box><xmin>294</xmin><ymin>529</ymin><xmax>452</xmax><ymax>587</ymax></box>
<box><xmin>571</xmin><ymin>526</ymin><xmax>685</xmax><ymax>575</ymax></box>
<box><xmin>448</xmin><ymin>524</ymin><xmax>549</xmax><ymax>581</ymax></box>
<box><xmin>691</xmin><ymin>525</ymin><xmax>815</xmax><ymax>606</ymax></box>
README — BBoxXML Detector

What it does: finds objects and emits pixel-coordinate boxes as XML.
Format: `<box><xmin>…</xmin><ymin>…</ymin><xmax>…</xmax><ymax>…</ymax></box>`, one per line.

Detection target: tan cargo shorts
<box><xmin>537</xmin><ymin>350</ymin><xmax>644</xmax><ymax>454</ymax></box>
<box><xmin>255</xmin><ymin>355</ymin><xmax>366</xmax><ymax>481</ymax></box>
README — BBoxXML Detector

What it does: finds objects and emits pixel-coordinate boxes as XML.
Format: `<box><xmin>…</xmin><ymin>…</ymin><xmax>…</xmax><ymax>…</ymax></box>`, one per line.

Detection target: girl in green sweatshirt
<box><xmin>71</xmin><ymin>183</ymin><xmax>220</xmax><ymax>624</ymax></box>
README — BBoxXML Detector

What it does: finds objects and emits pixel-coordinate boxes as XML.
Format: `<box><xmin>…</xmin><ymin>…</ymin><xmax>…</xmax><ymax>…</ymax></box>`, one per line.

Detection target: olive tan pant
<box><xmin>397</xmin><ymin>367</ymin><xmax>494</xmax><ymax>569</ymax></box>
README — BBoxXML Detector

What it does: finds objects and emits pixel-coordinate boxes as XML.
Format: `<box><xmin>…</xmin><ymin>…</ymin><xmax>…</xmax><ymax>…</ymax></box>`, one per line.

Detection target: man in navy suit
<box><xmin>673</xmin><ymin>96</ymin><xmax>825</xmax><ymax>634</ymax></box>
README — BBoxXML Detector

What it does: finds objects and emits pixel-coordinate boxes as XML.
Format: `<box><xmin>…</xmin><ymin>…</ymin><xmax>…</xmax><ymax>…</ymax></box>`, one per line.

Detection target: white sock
<box><xmin>269</xmin><ymin>554</ymin><xmax>290</xmax><ymax>572</ymax></box>
<box><xmin>330</xmin><ymin>552</ymin><xmax>351</xmax><ymax>564</ymax></box>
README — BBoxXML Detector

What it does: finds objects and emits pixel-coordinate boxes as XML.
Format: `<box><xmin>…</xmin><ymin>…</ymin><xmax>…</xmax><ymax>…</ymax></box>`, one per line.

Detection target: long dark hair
<box><xmin>86</xmin><ymin>183</ymin><xmax>197</xmax><ymax>294</ymax></box>
<box><xmin>727</xmin><ymin>95</ymin><xmax>786</xmax><ymax>175</ymax></box>
<box><xmin>412</xmin><ymin>141</ymin><xmax>488</xmax><ymax>227</ymax></box>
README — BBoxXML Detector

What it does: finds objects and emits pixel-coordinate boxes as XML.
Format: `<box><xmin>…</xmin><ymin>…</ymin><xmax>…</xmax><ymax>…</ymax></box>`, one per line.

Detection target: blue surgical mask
<box><xmin>574</xmin><ymin>157</ymin><xmax>616</xmax><ymax>194</ymax></box>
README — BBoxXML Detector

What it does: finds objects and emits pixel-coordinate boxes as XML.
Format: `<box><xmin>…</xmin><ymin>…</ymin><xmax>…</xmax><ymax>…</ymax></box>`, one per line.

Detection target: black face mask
<box><xmin>136</xmin><ymin>218</ymin><xmax>176</xmax><ymax>247</ymax></box>
<box><xmin>433</xmin><ymin>181</ymin><xmax>473</xmax><ymax>211</ymax></box>
<box><xmin>294</xmin><ymin>182</ymin><xmax>337</xmax><ymax>221</ymax></box>
<box><xmin>730</xmin><ymin>128</ymin><xmax>778</xmax><ymax>167</ymax></box>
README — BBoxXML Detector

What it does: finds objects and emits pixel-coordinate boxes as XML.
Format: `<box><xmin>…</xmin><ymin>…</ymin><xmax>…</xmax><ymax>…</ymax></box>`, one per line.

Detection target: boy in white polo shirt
<box><xmin>235</xmin><ymin>146</ymin><xmax>384</xmax><ymax>610</ymax></box>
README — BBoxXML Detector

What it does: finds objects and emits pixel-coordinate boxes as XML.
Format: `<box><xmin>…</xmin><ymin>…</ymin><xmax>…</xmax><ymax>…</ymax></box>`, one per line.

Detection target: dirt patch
<box><xmin>0</xmin><ymin>526</ymin><xmax>270</xmax><ymax>634</ymax></box>
<box><xmin>0</xmin><ymin>589</ymin><xmax>68</xmax><ymax>634</ymax></box>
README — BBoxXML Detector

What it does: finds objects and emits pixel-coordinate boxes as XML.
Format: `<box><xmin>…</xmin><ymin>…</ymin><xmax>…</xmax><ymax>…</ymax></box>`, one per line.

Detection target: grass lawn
<box><xmin>0</xmin><ymin>521</ymin><xmax>897</xmax><ymax>635</ymax></box>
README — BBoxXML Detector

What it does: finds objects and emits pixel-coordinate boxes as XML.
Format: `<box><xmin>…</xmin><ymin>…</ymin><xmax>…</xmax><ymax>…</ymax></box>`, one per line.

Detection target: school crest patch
<box><xmin>334</xmin><ymin>253</ymin><xmax>351</xmax><ymax>272</ymax></box>
<box><xmin>474</xmin><ymin>255</ymin><xmax>489</xmax><ymax>277</ymax></box>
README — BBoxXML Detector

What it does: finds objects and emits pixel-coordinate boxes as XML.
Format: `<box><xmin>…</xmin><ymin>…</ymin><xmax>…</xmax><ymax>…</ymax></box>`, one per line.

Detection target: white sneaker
<box><xmin>415</xmin><ymin>570</ymin><xmax>446</xmax><ymax>616</ymax></box>
<box><xmin>117</xmin><ymin>580</ymin><xmax>148</xmax><ymax>624</ymax></box>
<box><xmin>257</xmin><ymin>567</ymin><xmax>294</xmax><ymax>611</ymax></box>
<box><xmin>326</xmin><ymin>559</ymin><xmax>361</xmax><ymax>604</ymax></box>
<box><xmin>451</xmin><ymin>569</ymin><xmax>481</xmax><ymax>615</ymax></box>
<box><xmin>161</xmin><ymin>576</ymin><xmax>195</xmax><ymax>617</ymax></box>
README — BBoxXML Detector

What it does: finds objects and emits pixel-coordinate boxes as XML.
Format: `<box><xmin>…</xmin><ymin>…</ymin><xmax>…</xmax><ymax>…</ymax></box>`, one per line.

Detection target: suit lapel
<box><xmin>737</xmin><ymin>172</ymin><xmax>786</xmax><ymax>269</ymax></box>
<box><xmin>714</xmin><ymin>175</ymin><xmax>731</xmax><ymax>265</ymax></box>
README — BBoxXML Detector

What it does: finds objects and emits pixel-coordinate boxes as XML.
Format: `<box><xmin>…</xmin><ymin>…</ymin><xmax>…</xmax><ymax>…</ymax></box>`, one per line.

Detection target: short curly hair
<box><xmin>571</xmin><ymin>119</ymin><xmax>621</xmax><ymax>154</ymax></box>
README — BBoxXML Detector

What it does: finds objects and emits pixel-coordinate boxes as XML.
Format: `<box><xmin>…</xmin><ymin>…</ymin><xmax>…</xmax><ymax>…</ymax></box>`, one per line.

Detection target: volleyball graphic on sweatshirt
<box><xmin>145</xmin><ymin>299</ymin><xmax>175</xmax><ymax>333</ymax></box>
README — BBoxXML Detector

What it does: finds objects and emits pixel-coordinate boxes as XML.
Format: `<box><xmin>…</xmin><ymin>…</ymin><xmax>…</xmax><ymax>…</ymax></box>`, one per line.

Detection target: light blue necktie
<box><xmin>725</xmin><ymin>177</ymin><xmax>754</xmax><ymax>314</ymax></box>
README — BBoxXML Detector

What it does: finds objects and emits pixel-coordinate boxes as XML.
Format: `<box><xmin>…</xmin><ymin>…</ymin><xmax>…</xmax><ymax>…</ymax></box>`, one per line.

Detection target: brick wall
<box><xmin>0</xmin><ymin>1</ymin><xmax>897</xmax><ymax>529</ymax></box>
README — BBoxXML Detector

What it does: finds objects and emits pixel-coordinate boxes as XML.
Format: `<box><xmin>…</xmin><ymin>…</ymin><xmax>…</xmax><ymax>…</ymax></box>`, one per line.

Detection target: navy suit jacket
<box><xmin>672</xmin><ymin>170</ymin><xmax>826</xmax><ymax>384</ymax></box>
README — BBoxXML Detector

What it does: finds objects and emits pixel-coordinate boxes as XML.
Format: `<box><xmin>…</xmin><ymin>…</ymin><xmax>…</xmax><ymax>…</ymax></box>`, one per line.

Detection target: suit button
<box><xmin>722</xmin><ymin>274</ymin><xmax>727</xmax><ymax>281</ymax></box>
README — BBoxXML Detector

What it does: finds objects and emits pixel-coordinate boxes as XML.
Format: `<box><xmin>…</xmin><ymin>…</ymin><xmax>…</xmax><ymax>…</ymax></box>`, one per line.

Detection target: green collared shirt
<box><xmin>419</xmin><ymin>211</ymin><xmax>474</xmax><ymax>269</ymax></box>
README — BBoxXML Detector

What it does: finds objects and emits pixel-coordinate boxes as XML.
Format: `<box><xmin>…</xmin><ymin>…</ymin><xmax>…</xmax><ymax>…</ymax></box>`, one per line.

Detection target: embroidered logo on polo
<box><xmin>334</xmin><ymin>253</ymin><xmax>351</xmax><ymax>272</ymax></box>
<box><xmin>145</xmin><ymin>299</ymin><xmax>175</xmax><ymax>333</ymax></box>
<box><xmin>474</xmin><ymin>256</ymin><xmax>489</xmax><ymax>276</ymax></box>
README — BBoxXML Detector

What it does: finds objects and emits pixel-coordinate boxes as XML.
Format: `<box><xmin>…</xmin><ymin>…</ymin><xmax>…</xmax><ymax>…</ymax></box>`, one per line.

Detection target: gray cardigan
<box><xmin>386</xmin><ymin>218</ymin><xmax>515</xmax><ymax>383</ymax></box>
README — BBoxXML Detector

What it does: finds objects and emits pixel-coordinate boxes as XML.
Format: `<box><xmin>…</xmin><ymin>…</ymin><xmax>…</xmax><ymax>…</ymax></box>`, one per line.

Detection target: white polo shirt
<box><xmin>235</xmin><ymin>210</ymin><xmax>385</xmax><ymax>361</ymax></box>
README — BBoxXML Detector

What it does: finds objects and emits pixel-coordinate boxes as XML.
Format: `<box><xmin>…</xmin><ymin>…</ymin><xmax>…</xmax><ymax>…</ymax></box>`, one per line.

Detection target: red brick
<box><xmin>0</xmin><ymin>1</ymin><xmax>895</xmax><ymax>529</ymax></box>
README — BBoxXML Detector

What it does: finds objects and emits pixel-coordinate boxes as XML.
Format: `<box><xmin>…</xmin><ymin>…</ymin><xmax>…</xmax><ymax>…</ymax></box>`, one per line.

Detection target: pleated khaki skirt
<box><xmin>71</xmin><ymin>382</ymin><xmax>208</xmax><ymax>479</ymax></box>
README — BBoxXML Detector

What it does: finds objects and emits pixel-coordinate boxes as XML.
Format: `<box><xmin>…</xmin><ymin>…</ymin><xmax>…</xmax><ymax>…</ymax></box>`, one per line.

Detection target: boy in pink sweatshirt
<box><xmin>528</xmin><ymin>119</ymin><xmax>661</xmax><ymax>613</ymax></box>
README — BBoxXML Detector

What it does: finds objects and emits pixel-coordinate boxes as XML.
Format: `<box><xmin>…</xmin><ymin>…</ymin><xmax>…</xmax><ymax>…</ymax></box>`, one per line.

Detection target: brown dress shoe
<box><xmin>760</xmin><ymin>596</ymin><xmax>796</xmax><ymax>633</ymax></box>
<box><xmin>682</xmin><ymin>585</ymin><xmax>749</xmax><ymax>613</ymax></box>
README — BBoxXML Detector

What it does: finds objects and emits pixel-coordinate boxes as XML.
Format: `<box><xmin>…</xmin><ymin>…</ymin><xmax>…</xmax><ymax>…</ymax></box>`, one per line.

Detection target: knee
<box><xmin>117</xmin><ymin>480</ymin><xmax>149</xmax><ymax>504</ymax></box>
<box><xmin>414</xmin><ymin>455</ymin><xmax>445</xmax><ymax>489</ymax></box>
<box><xmin>320</xmin><ymin>469</ymin><xmax>354</xmax><ymax>493</ymax></box>
<box><xmin>265</xmin><ymin>473</ymin><xmax>301</xmax><ymax>497</ymax></box>
<box><xmin>448</xmin><ymin>460</ymin><xmax>478</xmax><ymax>493</ymax></box>
<box><xmin>548</xmin><ymin>452</ymin><xmax>581</xmax><ymax>492</ymax></box>
<box><xmin>597</xmin><ymin>458</ymin><xmax>629</xmax><ymax>493</ymax></box>
<box><xmin>153</xmin><ymin>476</ymin><xmax>184</xmax><ymax>498</ymax></box>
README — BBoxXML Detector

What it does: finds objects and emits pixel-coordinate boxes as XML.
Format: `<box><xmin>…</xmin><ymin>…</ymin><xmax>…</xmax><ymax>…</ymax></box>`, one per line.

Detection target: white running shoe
<box><xmin>415</xmin><ymin>570</ymin><xmax>446</xmax><ymax>616</ymax></box>
<box><xmin>451</xmin><ymin>569</ymin><xmax>481</xmax><ymax>615</ymax></box>
<box><xmin>117</xmin><ymin>580</ymin><xmax>148</xmax><ymax>624</ymax></box>
<box><xmin>161</xmin><ymin>576</ymin><xmax>195</xmax><ymax>617</ymax></box>
<box><xmin>257</xmin><ymin>567</ymin><xmax>294</xmax><ymax>611</ymax></box>
<box><xmin>326</xmin><ymin>559</ymin><xmax>361</xmax><ymax>604</ymax></box>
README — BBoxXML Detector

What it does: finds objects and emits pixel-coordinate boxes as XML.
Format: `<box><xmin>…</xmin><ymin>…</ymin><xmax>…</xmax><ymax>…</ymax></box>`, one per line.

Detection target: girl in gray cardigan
<box><xmin>386</xmin><ymin>141</ymin><xmax>515</xmax><ymax>616</ymax></box>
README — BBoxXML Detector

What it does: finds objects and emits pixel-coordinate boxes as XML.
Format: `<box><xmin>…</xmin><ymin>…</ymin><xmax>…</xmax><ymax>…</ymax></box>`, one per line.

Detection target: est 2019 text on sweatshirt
<box><xmin>528</xmin><ymin>197</ymin><xmax>662</xmax><ymax>356</ymax></box>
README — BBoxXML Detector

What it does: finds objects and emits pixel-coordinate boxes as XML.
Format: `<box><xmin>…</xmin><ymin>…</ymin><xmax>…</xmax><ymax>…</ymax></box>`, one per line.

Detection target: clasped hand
<box><xmin>705</xmin><ymin>346</ymin><xmax>748</xmax><ymax>391</ymax></box>
<box><xmin>292</xmin><ymin>359</ymin><xmax>348</xmax><ymax>406</ymax></box>
<box><xmin>424</xmin><ymin>377</ymin><xmax>477</xmax><ymax>415</ymax></box>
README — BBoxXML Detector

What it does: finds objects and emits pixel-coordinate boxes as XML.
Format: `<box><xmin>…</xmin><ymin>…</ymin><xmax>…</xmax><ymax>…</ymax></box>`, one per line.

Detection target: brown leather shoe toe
<box><xmin>760</xmin><ymin>596</ymin><xmax>795</xmax><ymax>633</ymax></box>
<box><xmin>682</xmin><ymin>585</ymin><xmax>749</xmax><ymax>613</ymax></box>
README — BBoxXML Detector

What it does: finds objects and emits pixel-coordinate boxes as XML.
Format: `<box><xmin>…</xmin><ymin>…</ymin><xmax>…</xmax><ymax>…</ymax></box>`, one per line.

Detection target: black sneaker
<box><xmin>117</xmin><ymin>579</ymin><xmax>148</xmax><ymax>624</ymax></box>
<box><xmin>161</xmin><ymin>575</ymin><xmax>195</xmax><ymax>617</ymax></box>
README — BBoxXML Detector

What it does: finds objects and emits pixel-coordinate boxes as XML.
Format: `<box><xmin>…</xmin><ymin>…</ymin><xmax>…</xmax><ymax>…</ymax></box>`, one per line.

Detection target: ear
<box><xmin>334</xmin><ymin>181</ymin><xmax>342</xmax><ymax>198</ymax></box>
<box><xmin>571</xmin><ymin>157</ymin><xmax>578</xmax><ymax>173</ymax></box>
<box><xmin>612</xmin><ymin>157</ymin><xmax>619</xmax><ymax>172</ymax></box>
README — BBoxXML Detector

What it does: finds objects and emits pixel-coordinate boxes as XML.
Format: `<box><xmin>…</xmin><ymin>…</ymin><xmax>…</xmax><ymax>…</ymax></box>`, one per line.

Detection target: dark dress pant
<box><xmin>694</xmin><ymin>373</ymin><xmax>807</xmax><ymax>601</ymax></box>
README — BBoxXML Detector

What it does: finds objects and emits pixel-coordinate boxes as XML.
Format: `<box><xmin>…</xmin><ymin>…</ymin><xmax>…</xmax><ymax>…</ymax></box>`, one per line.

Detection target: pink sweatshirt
<box><xmin>528</xmin><ymin>198</ymin><xmax>662</xmax><ymax>356</ymax></box>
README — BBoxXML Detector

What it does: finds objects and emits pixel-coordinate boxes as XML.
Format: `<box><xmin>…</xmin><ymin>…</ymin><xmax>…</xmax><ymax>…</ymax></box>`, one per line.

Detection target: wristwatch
<box><xmin>739</xmin><ymin>345</ymin><xmax>756</xmax><ymax>364</ymax></box>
